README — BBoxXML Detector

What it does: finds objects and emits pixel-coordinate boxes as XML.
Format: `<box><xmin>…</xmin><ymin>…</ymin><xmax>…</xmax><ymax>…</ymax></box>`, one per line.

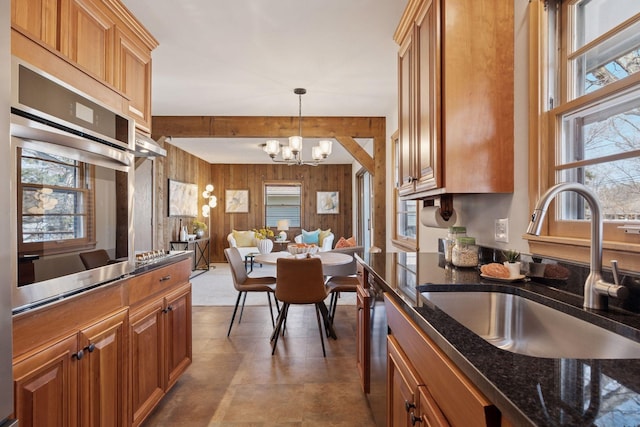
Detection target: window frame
<box><xmin>17</xmin><ymin>147</ymin><xmax>97</xmax><ymax>256</ymax></box>
<box><xmin>263</xmin><ymin>181</ymin><xmax>303</xmax><ymax>229</ymax></box>
<box><xmin>527</xmin><ymin>0</ymin><xmax>640</xmax><ymax>269</ymax></box>
<box><xmin>391</xmin><ymin>130</ymin><xmax>419</xmax><ymax>251</ymax></box>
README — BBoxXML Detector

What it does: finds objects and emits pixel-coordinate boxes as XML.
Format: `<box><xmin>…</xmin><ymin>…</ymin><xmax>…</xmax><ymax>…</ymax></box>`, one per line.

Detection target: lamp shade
<box><xmin>277</xmin><ymin>219</ymin><xmax>289</xmax><ymax>231</ymax></box>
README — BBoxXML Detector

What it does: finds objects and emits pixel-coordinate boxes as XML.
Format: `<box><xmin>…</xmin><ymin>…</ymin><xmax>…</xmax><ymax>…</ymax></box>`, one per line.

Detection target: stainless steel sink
<box><xmin>420</xmin><ymin>291</ymin><xmax>640</xmax><ymax>359</ymax></box>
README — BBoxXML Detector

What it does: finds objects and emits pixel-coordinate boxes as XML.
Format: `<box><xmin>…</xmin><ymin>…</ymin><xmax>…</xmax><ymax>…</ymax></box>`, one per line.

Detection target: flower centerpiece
<box><xmin>252</xmin><ymin>227</ymin><xmax>274</xmax><ymax>240</ymax></box>
<box><xmin>192</xmin><ymin>220</ymin><xmax>208</xmax><ymax>238</ymax></box>
<box><xmin>253</xmin><ymin>227</ymin><xmax>274</xmax><ymax>254</ymax></box>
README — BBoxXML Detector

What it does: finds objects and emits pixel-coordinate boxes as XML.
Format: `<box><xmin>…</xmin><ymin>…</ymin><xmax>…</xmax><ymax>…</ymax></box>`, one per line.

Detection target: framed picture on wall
<box><xmin>168</xmin><ymin>179</ymin><xmax>198</xmax><ymax>217</ymax></box>
<box><xmin>317</xmin><ymin>191</ymin><xmax>339</xmax><ymax>214</ymax></box>
<box><xmin>225</xmin><ymin>189</ymin><xmax>249</xmax><ymax>213</ymax></box>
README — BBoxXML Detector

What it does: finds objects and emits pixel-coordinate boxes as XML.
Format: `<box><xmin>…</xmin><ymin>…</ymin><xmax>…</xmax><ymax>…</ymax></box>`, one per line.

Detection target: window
<box><xmin>529</xmin><ymin>0</ymin><xmax>640</xmax><ymax>262</ymax></box>
<box><xmin>264</xmin><ymin>183</ymin><xmax>301</xmax><ymax>228</ymax></box>
<box><xmin>391</xmin><ymin>131</ymin><xmax>418</xmax><ymax>250</ymax></box>
<box><xmin>18</xmin><ymin>147</ymin><xmax>95</xmax><ymax>255</ymax></box>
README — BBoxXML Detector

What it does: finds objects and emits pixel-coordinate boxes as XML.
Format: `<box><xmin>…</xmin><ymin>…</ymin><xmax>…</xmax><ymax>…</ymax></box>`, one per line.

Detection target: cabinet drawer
<box><xmin>385</xmin><ymin>294</ymin><xmax>499</xmax><ymax>427</ymax></box>
<box><xmin>128</xmin><ymin>258</ymin><xmax>191</xmax><ymax>306</ymax></box>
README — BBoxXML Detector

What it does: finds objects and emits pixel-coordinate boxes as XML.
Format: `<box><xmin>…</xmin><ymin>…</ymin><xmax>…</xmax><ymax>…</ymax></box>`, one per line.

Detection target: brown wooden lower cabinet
<box><xmin>356</xmin><ymin>280</ymin><xmax>371</xmax><ymax>393</ymax></box>
<box><xmin>385</xmin><ymin>293</ymin><xmax>500</xmax><ymax>427</ymax></box>
<box><xmin>130</xmin><ymin>281</ymin><xmax>192</xmax><ymax>427</ymax></box>
<box><xmin>12</xmin><ymin>258</ymin><xmax>192</xmax><ymax>427</ymax></box>
<box><xmin>13</xmin><ymin>308</ymin><xmax>128</xmax><ymax>427</ymax></box>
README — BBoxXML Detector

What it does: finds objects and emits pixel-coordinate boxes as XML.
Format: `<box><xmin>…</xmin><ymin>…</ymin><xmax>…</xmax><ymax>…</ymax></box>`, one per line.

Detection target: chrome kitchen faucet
<box><xmin>526</xmin><ymin>182</ymin><xmax>628</xmax><ymax>310</ymax></box>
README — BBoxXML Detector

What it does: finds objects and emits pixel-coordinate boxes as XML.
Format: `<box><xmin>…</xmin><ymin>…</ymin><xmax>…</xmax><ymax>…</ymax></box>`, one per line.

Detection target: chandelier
<box><xmin>263</xmin><ymin>88</ymin><xmax>332</xmax><ymax>166</ymax></box>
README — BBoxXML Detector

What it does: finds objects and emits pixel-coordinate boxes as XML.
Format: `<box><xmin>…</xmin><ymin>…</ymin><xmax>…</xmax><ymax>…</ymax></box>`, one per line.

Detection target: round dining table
<box><xmin>254</xmin><ymin>251</ymin><xmax>353</xmax><ymax>267</ymax></box>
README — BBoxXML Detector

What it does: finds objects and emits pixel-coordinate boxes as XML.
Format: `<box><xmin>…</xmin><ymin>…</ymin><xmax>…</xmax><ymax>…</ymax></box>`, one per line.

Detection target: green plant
<box><xmin>253</xmin><ymin>227</ymin><xmax>274</xmax><ymax>240</ymax></box>
<box><xmin>502</xmin><ymin>249</ymin><xmax>520</xmax><ymax>263</ymax></box>
<box><xmin>192</xmin><ymin>220</ymin><xmax>207</xmax><ymax>232</ymax></box>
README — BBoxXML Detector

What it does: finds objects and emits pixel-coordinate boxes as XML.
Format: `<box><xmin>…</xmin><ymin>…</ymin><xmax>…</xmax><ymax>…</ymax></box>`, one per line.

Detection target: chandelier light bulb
<box><xmin>289</xmin><ymin>136</ymin><xmax>303</xmax><ymax>154</ymax></box>
<box><xmin>209</xmin><ymin>196</ymin><xmax>217</xmax><ymax>208</ymax></box>
<box><xmin>312</xmin><ymin>146</ymin><xmax>323</xmax><ymax>161</ymax></box>
<box><xmin>319</xmin><ymin>140</ymin><xmax>332</xmax><ymax>157</ymax></box>
<box><xmin>265</xmin><ymin>140</ymin><xmax>280</xmax><ymax>157</ymax></box>
<box><xmin>282</xmin><ymin>145</ymin><xmax>293</xmax><ymax>160</ymax></box>
<box><xmin>205</xmin><ymin>184</ymin><xmax>214</xmax><ymax>192</ymax></box>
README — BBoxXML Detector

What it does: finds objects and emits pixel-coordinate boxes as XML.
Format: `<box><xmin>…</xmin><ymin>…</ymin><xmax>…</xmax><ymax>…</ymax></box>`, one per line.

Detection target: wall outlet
<box><xmin>495</xmin><ymin>218</ymin><xmax>509</xmax><ymax>243</ymax></box>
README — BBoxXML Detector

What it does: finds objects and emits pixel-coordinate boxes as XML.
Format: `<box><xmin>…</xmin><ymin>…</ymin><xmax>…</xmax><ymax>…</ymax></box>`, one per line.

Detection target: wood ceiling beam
<box><xmin>335</xmin><ymin>136</ymin><xmax>374</xmax><ymax>174</ymax></box>
<box><xmin>152</xmin><ymin>116</ymin><xmax>385</xmax><ymax>139</ymax></box>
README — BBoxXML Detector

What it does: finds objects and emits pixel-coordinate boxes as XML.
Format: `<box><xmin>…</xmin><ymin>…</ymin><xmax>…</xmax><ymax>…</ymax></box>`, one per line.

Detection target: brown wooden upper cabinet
<box><xmin>395</xmin><ymin>0</ymin><xmax>514</xmax><ymax>198</ymax></box>
<box><xmin>115</xmin><ymin>28</ymin><xmax>153</xmax><ymax>132</ymax></box>
<box><xmin>11</xmin><ymin>0</ymin><xmax>157</xmax><ymax>133</ymax></box>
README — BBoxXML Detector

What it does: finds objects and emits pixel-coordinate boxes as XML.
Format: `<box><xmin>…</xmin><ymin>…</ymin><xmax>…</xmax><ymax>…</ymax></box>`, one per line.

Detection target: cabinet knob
<box><xmin>72</xmin><ymin>349</ymin><xmax>84</xmax><ymax>360</ymax></box>
<box><xmin>162</xmin><ymin>305</ymin><xmax>174</xmax><ymax>314</ymax></box>
<box><xmin>410</xmin><ymin>413</ymin><xmax>422</xmax><ymax>425</ymax></box>
<box><xmin>85</xmin><ymin>343</ymin><xmax>96</xmax><ymax>353</ymax></box>
<box><xmin>159</xmin><ymin>275</ymin><xmax>172</xmax><ymax>282</ymax></box>
<box><xmin>405</xmin><ymin>400</ymin><xmax>416</xmax><ymax>412</ymax></box>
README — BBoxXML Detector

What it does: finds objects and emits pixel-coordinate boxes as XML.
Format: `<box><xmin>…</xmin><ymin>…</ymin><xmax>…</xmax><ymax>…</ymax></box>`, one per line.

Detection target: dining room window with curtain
<box><xmin>532</xmin><ymin>0</ymin><xmax>640</xmax><ymax>249</ymax></box>
<box><xmin>264</xmin><ymin>183</ymin><xmax>301</xmax><ymax>228</ymax></box>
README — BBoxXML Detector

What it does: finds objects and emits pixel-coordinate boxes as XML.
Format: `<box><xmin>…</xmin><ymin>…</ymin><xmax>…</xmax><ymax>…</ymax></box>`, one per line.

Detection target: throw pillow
<box><xmin>318</xmin><ymin>228</ymin><xmax>332</xmax><ymax>246</ymax></box>
<box><xmin>232</xmin><ymin>230</ymin><xmax>255</xmax><ymax>247</ymax></box>
<box><xmin>301</xmin><ymin>229</ymin><xmax>320</xmax><ymax>244</ymax></box>
<box><xmin>335</xmin><ymin>236</ymin><xmax>356</xmax><ymax>249</ymax></box>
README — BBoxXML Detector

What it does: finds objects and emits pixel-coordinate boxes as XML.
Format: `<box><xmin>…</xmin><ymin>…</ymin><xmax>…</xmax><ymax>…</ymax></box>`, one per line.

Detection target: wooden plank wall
<box><xmin>157</xmin><ymin>143</ymin><xmax>212</xmax><ymax>251</ymax></box>
<box><xmin>154</xmin><ymin>143</ymin><xmax>352</xmax><ymax>263</ymax></box>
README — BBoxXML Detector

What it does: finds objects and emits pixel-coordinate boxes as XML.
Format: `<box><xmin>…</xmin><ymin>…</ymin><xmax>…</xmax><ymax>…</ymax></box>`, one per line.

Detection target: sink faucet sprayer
<box><xmin>526</xmin><ymin>182</ymin><xmax>628</xmax><ymax>310</ymax></box>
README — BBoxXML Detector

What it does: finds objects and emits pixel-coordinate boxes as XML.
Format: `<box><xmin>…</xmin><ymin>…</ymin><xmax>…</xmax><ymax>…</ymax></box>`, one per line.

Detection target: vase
<box><xmin>503</xmin><ymin>261</ymin><xmax>522</xmax><ymax>278</ymax></box>
<box><xmin>196</xmin><ymin>229</ymin><xmax>205</xmax><ymax>239</ymax></box>
<box><xmin>257</xmin><ymin>239</ymin><xmax>273</xmax><ymax>254</ymax></box>
<box><xmin>179</xmin><ymin>225</ymin><xmax>188</xmax><ymax>242</ymax></box>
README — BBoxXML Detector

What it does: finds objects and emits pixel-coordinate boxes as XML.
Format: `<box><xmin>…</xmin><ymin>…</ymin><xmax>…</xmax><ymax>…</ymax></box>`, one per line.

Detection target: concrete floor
<box><xmin>142</xmin><ymin>303</ymin><xmax>377</xmax><ymax>426</ymax></box>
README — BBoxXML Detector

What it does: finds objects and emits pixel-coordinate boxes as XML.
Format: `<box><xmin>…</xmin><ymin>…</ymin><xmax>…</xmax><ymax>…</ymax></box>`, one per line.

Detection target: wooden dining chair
<box><xmin>271</xmin><ymin>256</ymin><xmax>331</xmax><ymax>357</ymax></box>
<box><xmin>224</xmin><ymin>247</ymin><xmax>278</xmax><ymax>337</ymax></box>
<box><xmin>323</xmin><ymin>246</ymin><xmax>362</xmax><ymax>321</ymax></box>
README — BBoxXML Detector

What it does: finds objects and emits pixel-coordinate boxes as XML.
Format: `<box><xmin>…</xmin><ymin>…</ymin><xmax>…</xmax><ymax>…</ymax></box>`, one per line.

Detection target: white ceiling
<box><xmin>121</xmin><ymin>0</ymin><xmax>405</xmax><ymax>163</ymax></box>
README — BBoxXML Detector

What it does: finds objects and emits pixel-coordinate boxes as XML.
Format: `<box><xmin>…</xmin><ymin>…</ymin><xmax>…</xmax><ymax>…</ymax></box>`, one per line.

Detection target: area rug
<box><xmin>191</xmin><ymin>263</ymin><xmax>356</xmax><ymax>306</ymax></box>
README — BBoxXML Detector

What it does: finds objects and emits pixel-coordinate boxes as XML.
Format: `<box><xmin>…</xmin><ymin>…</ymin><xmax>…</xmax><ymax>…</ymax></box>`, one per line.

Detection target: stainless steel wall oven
<box><xmin>10</xmin><ymin>58</ymin><xmax>135</xmax><ymax>313</ymax></box>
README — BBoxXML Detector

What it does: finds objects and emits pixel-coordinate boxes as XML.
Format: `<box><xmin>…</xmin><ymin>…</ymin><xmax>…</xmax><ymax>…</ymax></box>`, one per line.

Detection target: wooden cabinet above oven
<box><xmin>11</xmin><ymin>0</ymin><xmax>157</xmax><ymax>133</ymax></box>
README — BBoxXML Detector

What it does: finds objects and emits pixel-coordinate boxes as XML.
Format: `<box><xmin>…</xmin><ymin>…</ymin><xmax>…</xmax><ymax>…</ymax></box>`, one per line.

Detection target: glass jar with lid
<box><xmin>452</xmin><ymin>236</ymin><xmax>478</xmax><ymax>268</ymax></box>
<box><xmin>444</xmin><ymin>226</ymin><xmax>467</xmax><ymax>263</ymax></box>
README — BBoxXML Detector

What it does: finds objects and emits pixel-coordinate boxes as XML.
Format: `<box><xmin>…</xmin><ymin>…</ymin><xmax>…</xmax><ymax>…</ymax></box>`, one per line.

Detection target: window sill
<box><xmin>391</xmin><ymin>238</ymin><xmax>418</xmax><ymax>252</ymax></box>
<box><xmin>525</xmin><ymin>234</ymin><xmax>640</xmax><ymax>272</ymax></box>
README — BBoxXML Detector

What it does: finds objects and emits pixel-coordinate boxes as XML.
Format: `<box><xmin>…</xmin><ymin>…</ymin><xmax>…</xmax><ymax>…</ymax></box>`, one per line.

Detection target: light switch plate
<box><xmin>495</xmin><ymin>218</ymin><xmax>509</xmax><ymax>243</ymax></box>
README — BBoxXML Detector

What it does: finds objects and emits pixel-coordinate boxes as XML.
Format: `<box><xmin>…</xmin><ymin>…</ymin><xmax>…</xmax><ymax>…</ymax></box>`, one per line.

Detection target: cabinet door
<box><xmin>387</xmin><ymin>335</ymin><xmax>421</xmax><ymax>427</ymax></box>
<box><xmin>164</xmin><ymin>283</ymin><xmax>192</xmax><ymax>390</ymax></box>
<box><xmin>13</xmin><ymin>334</ymin><xmax>79</xmax><ymax>427</ymax></box>
<box><xmin>413</xmin><ymin>0</ymin><xmax>440</xmax><ymax>193</ymax></box>
<box><xmin>356</xmin><ymin>284</ymin><xmax>371</xmax><ymax>393</ymax></box>
<box><xmin>416</xmin><ymin>385</ymin><xmax>450</xmax><ymax>427</ymax></box>
<box><xmin>397</xmin><ymin>33</ymin><xmax>415</xmax><ymax>196</ymax></box>
<box><xmin>115</xmin><ymin>29</ymin><xmax>152</xmax><ymax>131</ymax></box>
<box><xmin>78</xmin><ymin>308</ymin><xmax>128</xmax><ymax>427</ymax></box>
<box><xmin>11</xmin><ymin>0</ymin><xmax>59</xmax><ymax>50</ymax></box>
<box><xmin>60</xmin><ymin>0</ymin><xmax>116</xmax><ymax>84</ymax></box>
<box><xmin>130</xmin><ymin>298</ymin><xmax>165</xmax><ymax>427</ymax></box>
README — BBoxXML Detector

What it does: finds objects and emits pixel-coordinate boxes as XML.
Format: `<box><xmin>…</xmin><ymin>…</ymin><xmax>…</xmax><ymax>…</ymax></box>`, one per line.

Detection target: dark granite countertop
<box><xmin>357</xmin><ymin>252</ymin><xmax>640</xmax><ymax>427</ymax></box>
